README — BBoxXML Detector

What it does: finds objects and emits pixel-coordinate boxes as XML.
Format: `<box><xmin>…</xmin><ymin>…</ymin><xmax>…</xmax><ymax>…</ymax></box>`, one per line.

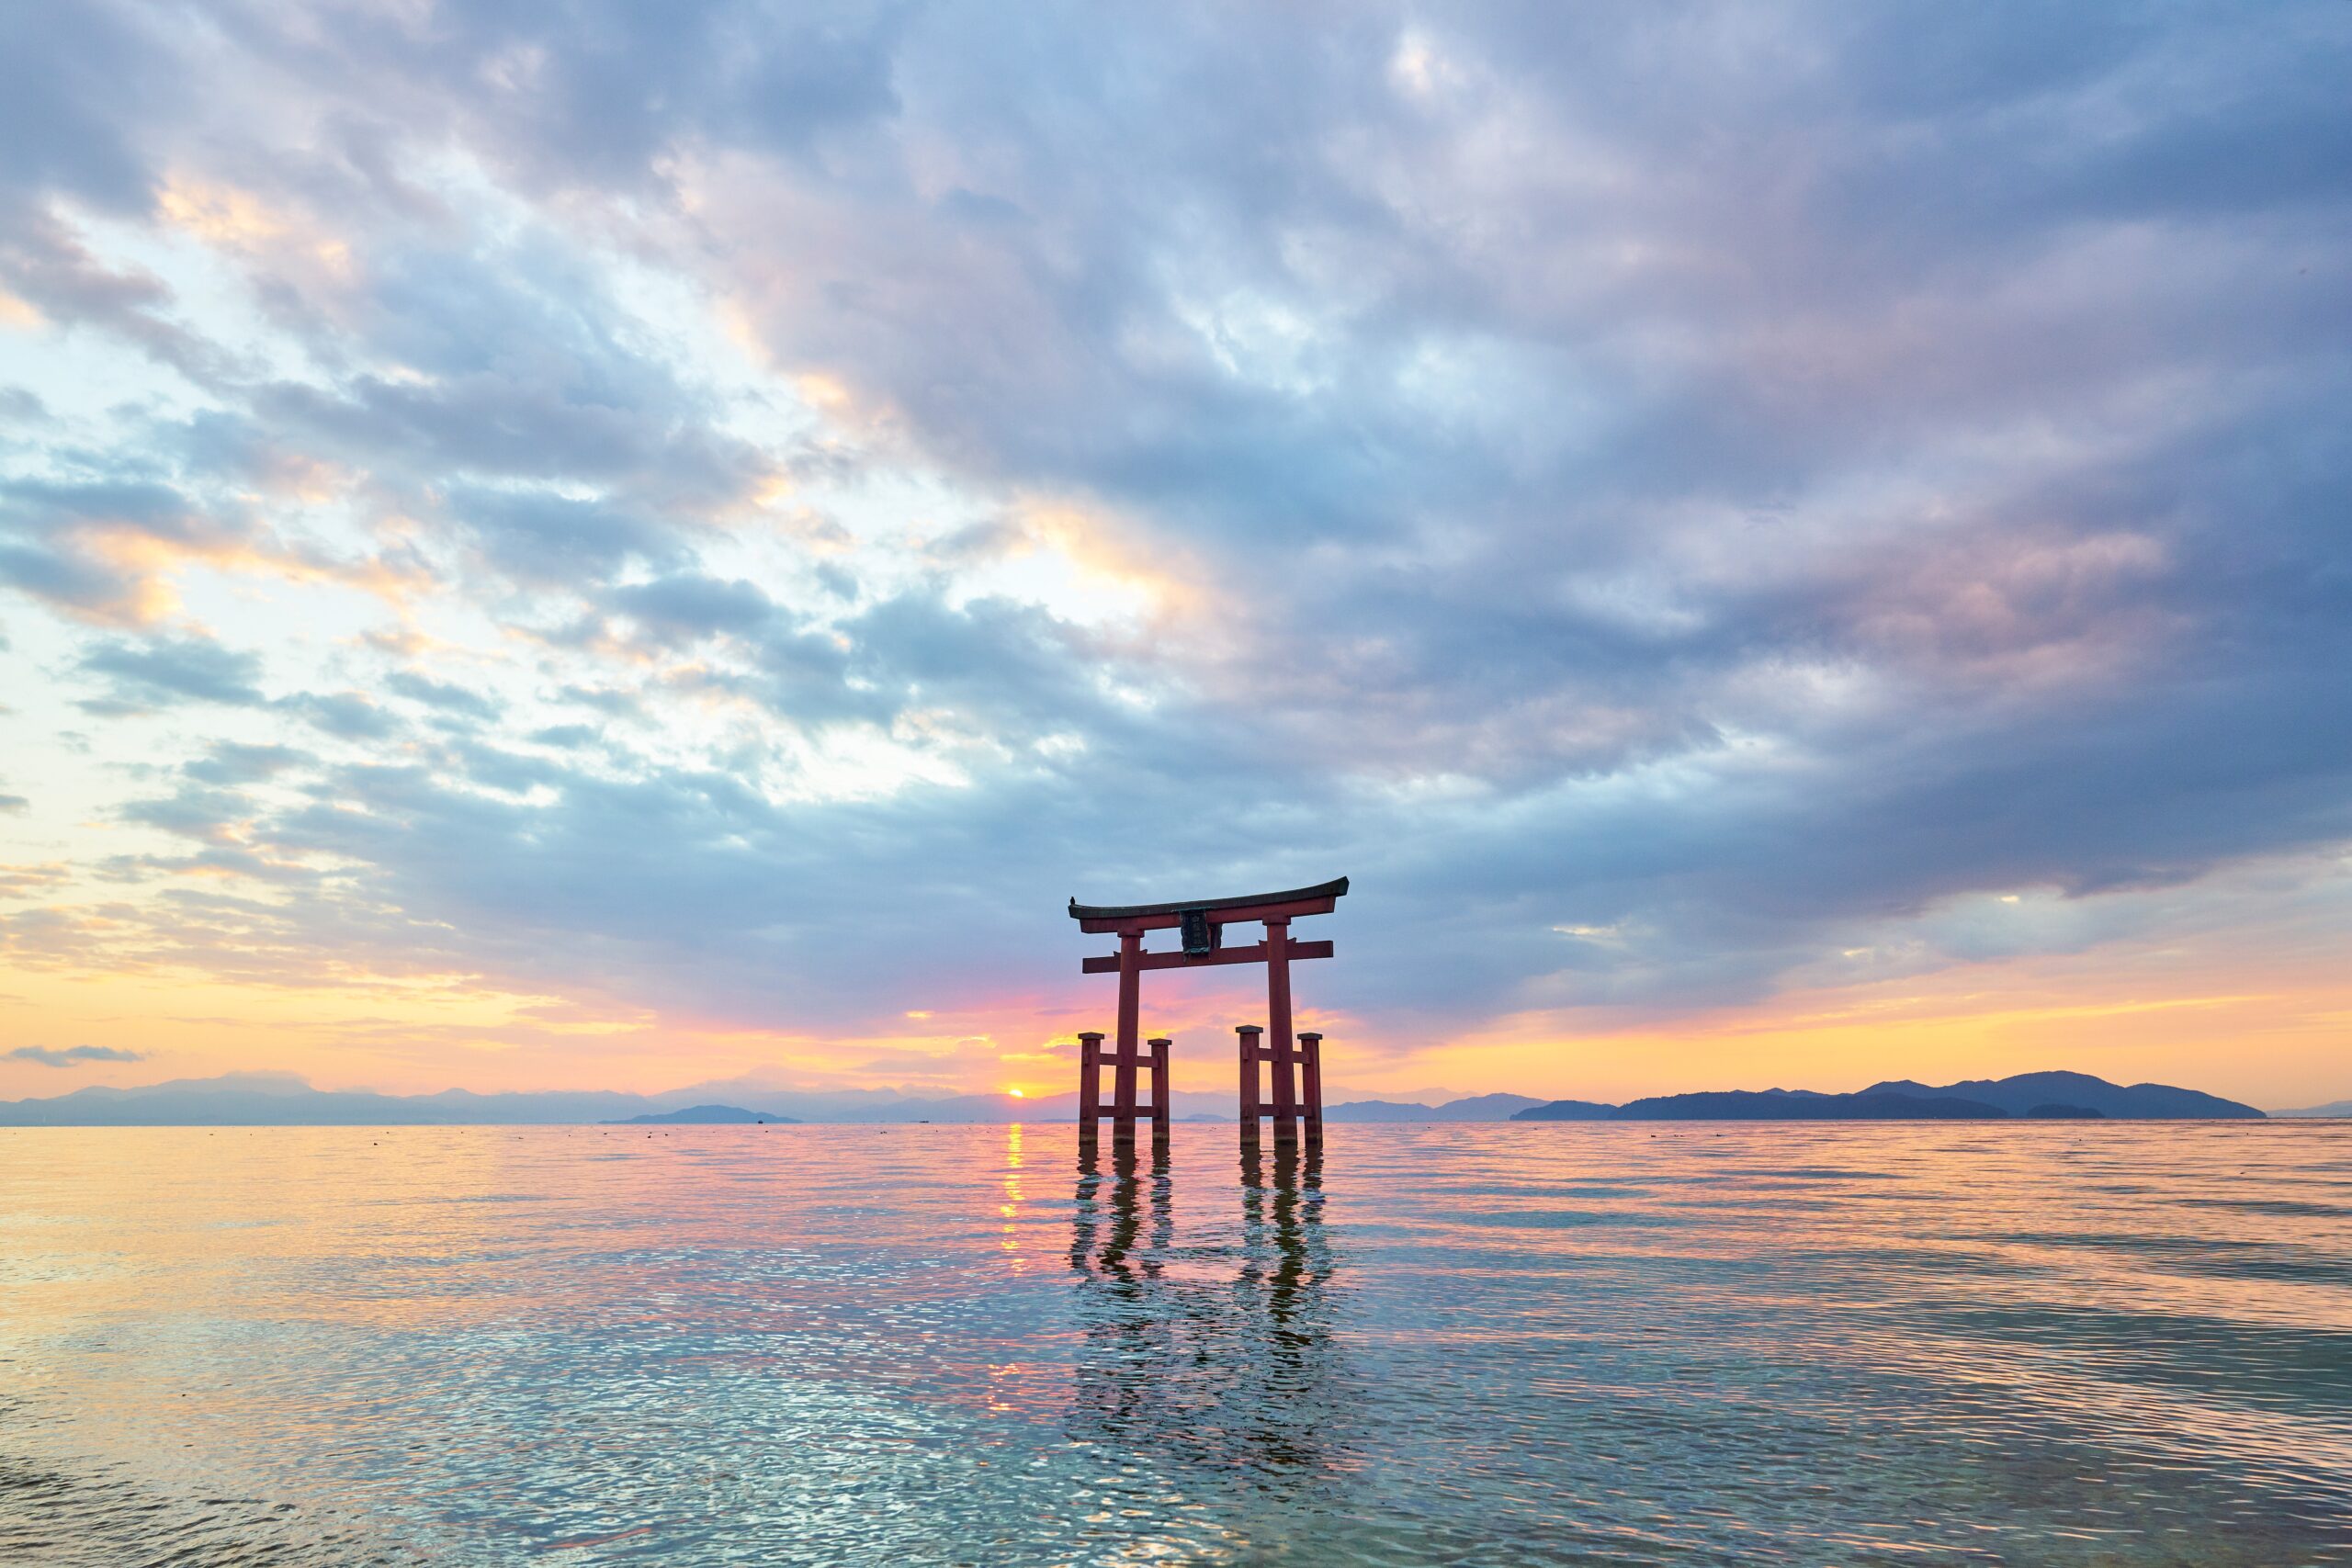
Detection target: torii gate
<box><xmin>1068</xmin><ymin>876</ymin><xmax>1348</xmax><ymax>1149</ymax></box>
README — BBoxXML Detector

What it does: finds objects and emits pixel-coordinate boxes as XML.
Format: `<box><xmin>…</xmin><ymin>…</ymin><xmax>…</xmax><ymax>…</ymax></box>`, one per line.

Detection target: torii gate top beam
<box><xmin>1068</xmin><ymin>875</ymin><xmax>1349</xmax><ymax>935</ymax></box>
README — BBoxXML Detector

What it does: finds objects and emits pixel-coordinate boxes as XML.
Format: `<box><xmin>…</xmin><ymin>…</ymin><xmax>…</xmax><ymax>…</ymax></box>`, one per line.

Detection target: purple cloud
<box><xmin>8</xmin><ymin>1044</ymin><xmax>145</xmax><ymax>1067</ymax></box>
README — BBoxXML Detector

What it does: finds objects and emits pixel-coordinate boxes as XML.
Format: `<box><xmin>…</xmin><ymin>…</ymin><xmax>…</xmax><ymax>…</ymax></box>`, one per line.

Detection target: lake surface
<box><xmin>2</xmin><ymin>1122</ymin><xmax>2347</xmax><ymax>1566</ymax></box>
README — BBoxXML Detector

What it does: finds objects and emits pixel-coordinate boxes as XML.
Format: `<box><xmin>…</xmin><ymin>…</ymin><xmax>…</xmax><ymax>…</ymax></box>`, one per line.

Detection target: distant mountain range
<box><xmin>0</xmin><ymin>1073</ymin><xmax>1536</xmax><ymax>1128</ymax></box>
<box><xmin>0</xmin><ymin>1074</ymin><xmax>660</xmax><ymax>1127</ymax></box>
<box><xmin>608</xmin><ymin>1104</ymin><xmax>798</xmax><ymax>1125</ymax></box>
<box><xmin>1513</xmin><ymin>1071</ymin><xmax>2265</xmax><ymax>1122</ymax></box>
<box><xmin>0</xmin><ymin>1068</ymin><xmax>2282</xmax><ymax>1126</ymax></box>
<box><xmin>0</xmin><ymin>1073</ymin><xmax>1108</xmax><ymax>1127</ymax></box>
<box><xmin>1505</xmin><ymin>1098</ymin><xmax>1616</xmax><ymax>1122</ymax></box>
<box><xmin>1322</xmin><ymin>1093</ymin><xmax>1548</xmax><ymax>1122</ymax></box>
<box><xmin>1611</xmin><ymin>1090</ymin><xmax>2013</xmax><ymax>1121</ymax></box>
<box><xmin>2275</xmin><ymin>1100</ymin><xmax>2352</xmax><ymax>1118</ymax></box>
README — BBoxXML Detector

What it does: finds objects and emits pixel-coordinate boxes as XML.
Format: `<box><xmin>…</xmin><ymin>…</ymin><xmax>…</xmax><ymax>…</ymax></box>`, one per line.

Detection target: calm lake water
<box><xmin>2</xmin><ymin>1122</ymin><xmax>2347</xmax><ymax>1566</ymax></box>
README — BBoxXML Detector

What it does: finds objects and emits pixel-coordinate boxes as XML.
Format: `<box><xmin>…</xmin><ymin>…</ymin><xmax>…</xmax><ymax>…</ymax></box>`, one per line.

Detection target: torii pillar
<box><xmin>1069</xmin><ymin>877</ymin><xmax>1347</xmax><ymax>1151</ymax></box>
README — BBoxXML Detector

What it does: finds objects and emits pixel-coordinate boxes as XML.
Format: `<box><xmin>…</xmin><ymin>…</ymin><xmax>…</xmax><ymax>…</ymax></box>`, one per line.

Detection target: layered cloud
<box><xmin>7</xmin><ymin>1043</ymin><xmax>144</xmax><ymax>1067</ymax></box>
<box><xmin>1</xmin><ymin>2</ymin><xmax>2346</xmax><ymax>1100</ymax></box>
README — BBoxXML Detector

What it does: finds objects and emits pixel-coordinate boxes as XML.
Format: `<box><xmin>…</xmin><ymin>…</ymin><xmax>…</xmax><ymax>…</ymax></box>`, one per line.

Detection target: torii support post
<box><xmin>1149</xmin><ymin>1036</ymin><xmax>1171</xmax><ymax>1145</ymax></box>
<box><xmin>1080</xmin><ymin>1030</ymin><xmax>1168</xmax><ymax>1147</ymax></box>
<box><xmin>1237</xmin><ymin>1024</ymin><xmax>1262</xmax><ymax>1146</ymax></box>
<box><xmin>1298</xmin><ymin>1031</ymin><xmax>1324</xmax><ymax>1143</ymax></box>
<box><xmin>1237</xmin><ymin>1031</ymin><xmax>1324</xmax><ymax>1147</ymax></box>
<box><xmin>1114</xmin><ymin>931</ymin><xmax>1142</xmax><ymax>1141</ymax></box>
<box><xmin>1078</xmin><ymin>1032</ymin><xmax>1103</xmax><ymax>1149</ymax></box>
<box><xmin>1069</xmin><ymin>876</ymin><xmax>1348</xmax><ymax>1156</ymax></box>
<box><xmin>1266</xmin><ymin>916</ymin><xmax>1297</xmax><ymax>1144</ymax></box>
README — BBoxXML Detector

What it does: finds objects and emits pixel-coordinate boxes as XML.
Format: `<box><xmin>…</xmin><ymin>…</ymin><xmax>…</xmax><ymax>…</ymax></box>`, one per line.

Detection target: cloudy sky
<box><xmin>1</xmin><ymin>2</ymin><xmax>2346</xmax><ymax>1107</ymax></box>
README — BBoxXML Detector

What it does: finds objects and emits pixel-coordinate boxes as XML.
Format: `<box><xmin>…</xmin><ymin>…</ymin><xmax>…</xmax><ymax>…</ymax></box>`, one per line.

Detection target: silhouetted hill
<box><xmin>1326</xmin><ymin>1093</ymin><xmax>1548</xmax><ymax>1122</ymax></box>
<box><xmin>1510</xmin><ymin>1099</ymin><xmax>1618</xmax><ymax>1121</ymax></box>
<box><xmin>1322</xmin><ymin>1100</ymin><xmax>1442</xmax><ymax>1122</ymax></box>
<box><xmin>0</xmin><ymin>1074</ymin><xmax>658</xmax><ymax>1126</ymax></box>
<box><xmin>607</xmin><ymin>1104</ymin><xmax>797</xmax><ymax>1124</ymax></box>
<box><xmin>1612</xmin><ymin>1090</ymin><xmax>2006</xmax><ymax>1121</ymax></box>
<box><xmin>1430</xmin><ymin>1092</ymin><xmax>1549</xmax><ymax>1120</ymax></box>
<box><xmin>1863</xmin><ymin>1071</ymin><xmax>2262</xmax><ymax>1119</ymax></box>
<box><xmin>1507</xmin><ymin>1072</ymin><xmax>2262</xmax><ymax>1122</ymax></box>
<box><xmin>0</xmin><ymin>1075</ymin><xmax>1226</xmax><ymax>1126</ymax></box>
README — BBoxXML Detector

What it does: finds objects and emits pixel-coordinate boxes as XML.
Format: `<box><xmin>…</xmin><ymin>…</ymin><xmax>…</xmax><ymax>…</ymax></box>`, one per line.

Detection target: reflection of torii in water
<box><xmin>1064</xmin><ymin>1143</ymin><xmax>1345</xmax><ymax>1477</ymax></box>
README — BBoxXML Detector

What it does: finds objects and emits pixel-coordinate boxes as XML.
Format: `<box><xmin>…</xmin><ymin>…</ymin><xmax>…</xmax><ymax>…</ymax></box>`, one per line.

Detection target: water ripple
<box><xmin>0</xmin><ymin>1121</ymin><xmax>2346</xmax><ymax>1564</ymax></box>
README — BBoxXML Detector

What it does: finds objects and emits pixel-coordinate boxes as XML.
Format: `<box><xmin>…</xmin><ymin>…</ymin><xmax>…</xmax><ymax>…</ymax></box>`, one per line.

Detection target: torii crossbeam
<box><xmin>1068</xmin><ymin>876</ymin><xmax>1347</xmax><ymax>1149</ymax></box>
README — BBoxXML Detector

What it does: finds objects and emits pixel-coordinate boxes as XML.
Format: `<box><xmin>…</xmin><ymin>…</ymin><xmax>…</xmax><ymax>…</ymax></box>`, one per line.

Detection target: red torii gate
<box><xmin>1068</xmin><ymin>876</ymin><xmax>1348</xmax><ymax>1149</ymax></box>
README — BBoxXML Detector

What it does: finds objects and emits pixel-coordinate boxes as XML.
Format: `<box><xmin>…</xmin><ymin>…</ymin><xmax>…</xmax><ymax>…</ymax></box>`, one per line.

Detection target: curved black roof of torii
<box><xmin>1067</xmin><ymin>875</ymin><xmax>1348</xmax><ymax>921</ymax></box>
